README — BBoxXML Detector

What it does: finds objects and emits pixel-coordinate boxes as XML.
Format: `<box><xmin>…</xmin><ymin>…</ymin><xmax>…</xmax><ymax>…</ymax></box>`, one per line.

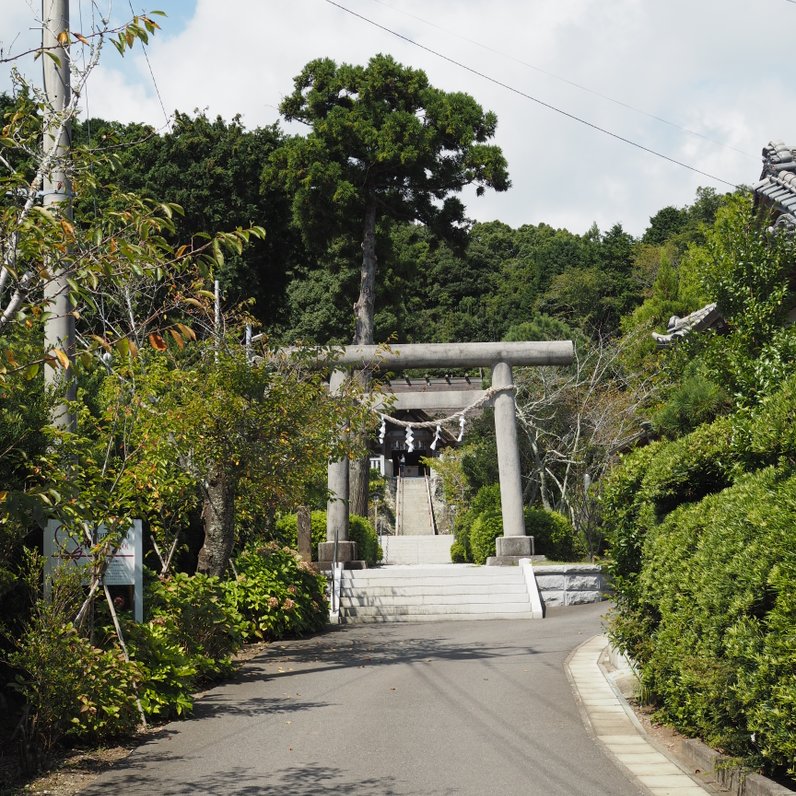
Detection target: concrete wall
<box><xmin>533</xmin><ymin>564</ymin><xmax>610</xmax><ymax>607</ymax></box>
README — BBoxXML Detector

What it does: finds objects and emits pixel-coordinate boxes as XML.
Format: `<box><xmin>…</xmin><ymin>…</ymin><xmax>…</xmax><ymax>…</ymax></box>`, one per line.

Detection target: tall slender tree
<box><xmin>270</xmin><ymin>54</ymin><xmax>510</xmax><ymax>513</ymax></box>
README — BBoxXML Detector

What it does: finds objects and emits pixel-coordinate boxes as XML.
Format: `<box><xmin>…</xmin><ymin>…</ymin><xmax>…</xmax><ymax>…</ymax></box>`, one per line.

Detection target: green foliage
<box><xmin>731</xmin><ymin>370</ymin><xmax>796</xmax><ymax>472</ymax></box>
<box><xmin>652</xmin><ymin>372</ymin><xmax>730</xmax><ymax>438</ymax></box>
<box><xmin>147</xmin><ymin>573</ymin><xmax>246</xmax><ymax>680</ymax></box>
<box><xmin>452</xmin><ymin>483</ymin><xmax>501</xmax><ymax>562</ymax></box>
<box><xmin>470</xmin><ymin>510</ymin><xmax>504</xmax><ymax>565</ymax></box>
<box><xmin>348</xmin><ymin>515</ymin><xmax>381</xmax><ymax>567</ymax></box>
<box><xmin>273</xmin><ymin>54</ymin><xmax>509</xmax><ymax>254</ymax></box>
<box><xmin>273</xmin><ymin>510</ymin><xmax>381</xmax><ymax>565</ymax></box>
<box><xmin>121</xmin><ymin>618</ymin><xmax>197</xmax><ymax>720</ymax></box>
<box><xmin>449</xmin><ymin>539</ymin><xmax>467</xmax><ymax>563</ymax></box>
<box><xmin>639</xmin><ymin>416</ymin><xmax>736</xmax><ymax>518</ymax></box>
<box><xmin>77</xmin><ymin>111</ymin><xmax>296</xmax><ymax>325</ymax></box>
<box><xmin>623</xmin><ymin>467</ymin><xmax>796</xmax><ymax>775</ymax></box>
<box><xmin>9</xmin><ymin>620</ymin><xmax>140</xmax><ymax>751</ymax></box>
<box><xmin>688</xmin><ymin>195</ymin><xmax>796</xmax><ymax>406</ymax></box>
<box><xmin>601</xmin><ymin>442</ymin><xmax>662</xmax><ymax>584</ymax></box>
<box><xmin>6</xmin><ymin>567</ymin><xmax>141</xmax><ymax>759</ymax></box>
<box><xmin>274</xmin><ymin>510</ymin><xmax>327</xmax><ymax>558</ymax></box>
<box><xmin>227</xmin><ymin>544</ymin><xmax>328</xmax><ymax>641</ymax></box>
<box><xmin>525</xmin><ymin>508</ymin><xmax>583</xmax><ymax>561</ymax></box>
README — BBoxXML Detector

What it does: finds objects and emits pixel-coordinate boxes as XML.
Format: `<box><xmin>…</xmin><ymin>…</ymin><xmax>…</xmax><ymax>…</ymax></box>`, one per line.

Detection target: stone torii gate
<box><xmin>318</xmin><ymin>341</ymin><xmax>573</xmax><ymax>566</ymax></box>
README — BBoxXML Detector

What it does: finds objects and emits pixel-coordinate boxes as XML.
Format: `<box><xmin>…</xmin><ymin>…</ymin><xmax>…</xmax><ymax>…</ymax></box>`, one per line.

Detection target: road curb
<box><xmin>597</xmin><ymin>638</ymin><xmax>794</xmax><ymax>796</ymax></box>
<box><xmin>567</xmin><ymin>634</ymin><xmax>713</xmax><ymax>795</ymax></box>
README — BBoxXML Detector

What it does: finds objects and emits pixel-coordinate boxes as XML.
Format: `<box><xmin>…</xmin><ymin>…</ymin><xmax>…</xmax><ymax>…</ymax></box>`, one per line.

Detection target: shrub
<box><xmin>273</xmin><ymin>511</ymin><xmax>381</xmax><ymax>566</ymax></box>
<box><xmin>469</xmin><ymin>510</ymin><xmax>503</xmax><ymax>565</ymax></box>
<box><xmin>525</xmin><ymin>508</ymin><xmax>583</xmax><ymax>561</ymax></box>
<box><xmin>602</xmin><ymin>441</ymin><xmax>662</xmax><ymax>583</ymax></box>
<box><xmin>228</xmin><ymin>544</ymin><xmax>328</xmax><ymax>640</ymax></box>
<box><xmin>147</xmin><ymin>572</ymin><xmax>246</xmax><ymax>680</ymax></box>
<box><xmin>732</xmin><ymin>371</ymin><xmax>796</xmax><ymax>471</ymax></box>
<box><xmin>640</xmin><ymin>416</ymin><xmax>736</xmax><ymax>518</ymax></box>
<box><xmin>274</xmin><ymin>510</ymin><xmax>327</xmax><ymax>559</ymax></box>
<box><xmin>449</xmin><ymin>539</ymin><xmax>467</xmax><ymax>563</ymax></box>
<box><xmin>121</xmin><ymin>618</ymin><xmax>197</xmax><ymax>720</ymax></box>
<box><xmin>453</xmin><ymin>483</ymin><xmax>501</xmax><ymax>563</ymax></box>
<box><xmin>9</xmin><ymin>614</ymin><xmax>141</xmax><ymax>761</ymax></box>
<box><xmin>624</xmin><ymin>466</ymin><xmax>796</xmax><ymax>776</ymax></box>
<box><xmin>348</xmin><ymin>514</ymin><xmax>381</xmax><ymax>566</ymax></box>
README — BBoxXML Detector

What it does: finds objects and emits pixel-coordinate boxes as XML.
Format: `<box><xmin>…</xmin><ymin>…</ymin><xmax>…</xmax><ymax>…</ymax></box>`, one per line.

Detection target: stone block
<box><xmin>495</xmin><ymin>535</ymin><xmax>535</xmax><ymax>557</ymax></box>
<box><xmin>566</xmin><ymin>575</ymin><xmax>602</xmax><ymax>590</ymax></box>
<box><xmin>541</xmin><ymin>591</ymin><xmax>565</xmax><ymax>607</ymax></box>
<box><xmin>566</xmin><ymin>590</ymin><xmax>605</xmax><ymax>605</ymax></box>
<box><xmin>318</xmin><ymin>540</ymin><xmax>358</xmax><ymax>564</ymax></box>
<box><xmin>534</xmin><ymin>575</ymin><xmax>565</xmax><ymax>590</ymax></box>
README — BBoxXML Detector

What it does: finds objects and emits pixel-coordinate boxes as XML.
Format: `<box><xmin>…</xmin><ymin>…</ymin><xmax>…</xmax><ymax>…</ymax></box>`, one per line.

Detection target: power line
<box><xmin>365</xmin><ymin>0</ymin><xmax>756</xmax><ymax>161</ymax></box>
<box><xmin>323</xmin><ymin>0</ymin><xmax>740</xmax><ymax>191</ymax></box>
<box><xmin>128</xmin><ymin>0</ymin><xmax>170</xmax><ymax>126</ymax></box>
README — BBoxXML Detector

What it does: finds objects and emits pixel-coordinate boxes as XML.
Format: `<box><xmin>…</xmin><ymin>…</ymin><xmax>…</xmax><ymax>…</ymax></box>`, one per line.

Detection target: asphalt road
<box><xmin>82</xmin><ymin>603</ymin><xmax>645</xmax><ymax>795</ymax></box>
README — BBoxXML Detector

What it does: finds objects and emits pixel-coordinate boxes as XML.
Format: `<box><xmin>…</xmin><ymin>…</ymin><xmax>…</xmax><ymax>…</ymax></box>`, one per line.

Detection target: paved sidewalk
<box><xmin>567</xmin><ymin>635</ymin><xmax>712</xmax><ymax>796</ymax></box>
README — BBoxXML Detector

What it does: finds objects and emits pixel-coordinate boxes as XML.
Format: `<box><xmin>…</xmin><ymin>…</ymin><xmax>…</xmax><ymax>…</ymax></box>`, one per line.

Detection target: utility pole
<box><xmin>42</xmin><ymin>0</ymin><xmax>76</xmax><ymax>430</ymax></box>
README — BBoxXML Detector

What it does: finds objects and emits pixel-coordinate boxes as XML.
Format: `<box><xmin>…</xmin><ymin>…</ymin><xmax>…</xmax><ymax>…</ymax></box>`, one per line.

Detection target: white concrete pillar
<box><xmin>492</xmin><ymin>362</ymin><xmax>533</xmax><ymax>559</ymax></box>
<box><xmin>326</xmin><ymin>369</ymin><xmax>349</xmax><ymax>543</ymax></box>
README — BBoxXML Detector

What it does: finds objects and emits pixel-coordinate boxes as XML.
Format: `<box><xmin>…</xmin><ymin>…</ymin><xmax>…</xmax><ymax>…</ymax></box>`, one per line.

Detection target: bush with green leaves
<box><xmin>120</xmin><ymin>618</ymin><xmax>197</xmax><ymax>720</ymax></box>
<box><xmin>6</xmin><ymin>568</ymin><xmax>142</xmax><ymax>762</ymax></box>
<box><xmin>602</xmin><ymin>442</ymin><xmax>662</xmax><ymax>584</ymax></box>
<box><xmin>621</xmin><ymin>466</ymin><xmax>796</xmax><ymax>777</ymax></box>
<box><xmin>525</xmin><ymin>508</ymin><xmax>584</xmax><ymax>561</ymax></box>
<box><xmin>274</xmin><ymin>510</ymin><xmax>327</xmax><ymax>557</ymax></box>
<box><xmin>639</xmin><ymin>415</ymin><xmax>736</xmax><ymax>518</ymax></box>
<box><xmin>452</xmin><ymin>483</ymin><xmax>501</xmax><ymax>562</ymax></box>
<box><xmin>147</xmin><ymin>572</ymin><xmax>246</xmax><ymax>680</ymax></box>
<box><xmin>348</xmin><ymin>514</ymin><xmax>381</xmax><ymax>566</ymax></box>
<box><xmin>227</xmin><ymin>543</ymin><xmax>328</xmax><ymax>640</ymax></box>
<box><xmin>731</xmin><ymin>370</ymin><xmax>796</xmax><ymax>472</ymax></box>
<box><xmin>469</xmin><ymin>510</ymin><xmax>504</xmax><ymax>565</ymax></box>
<box><xmin>273</xmin><ymin>510</ymin><xmax>381</xmax><ymax>565</ymax></box>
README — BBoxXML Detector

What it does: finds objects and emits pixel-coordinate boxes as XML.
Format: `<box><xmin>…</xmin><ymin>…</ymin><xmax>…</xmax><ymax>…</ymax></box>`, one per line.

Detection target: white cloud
<box><xmin>4</xmin><ymin>0</ymin><xmax>796</xmax><ymax>236</ymax></box>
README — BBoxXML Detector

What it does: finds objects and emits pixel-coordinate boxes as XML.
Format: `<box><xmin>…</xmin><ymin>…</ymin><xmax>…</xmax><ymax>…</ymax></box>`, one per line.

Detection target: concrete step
<box><xmin>341</xmin><ymin>592</ymin><xmax>530</xmax><ymax>606</ymax></box>
<box><xmin>344</xmin><ymin>602</ymin><xmax>533</xmax><ymax>619</ymax></box>
<box><xmin>340</xmin><ymin>583</ymin><xmax>527</xmax><ymax>597</ymax></box>
<box><xmin>397</xmin><ymin>478</ymin><xmax>435</xmax><ymax>535</ymax></box>
<box><xmin>337</xmin><ymin>563</ymin><xmax>541</xmax><ymax>623</ymax></box>
<box><xmin>340</xmin><ymin>611</ymin><xmax>532</xmax><ymax>623</ymax></box>
<box><xmin>379</xmin><ymin>534</ymin><xmax>453</xmax><ymax>565</ymax></box>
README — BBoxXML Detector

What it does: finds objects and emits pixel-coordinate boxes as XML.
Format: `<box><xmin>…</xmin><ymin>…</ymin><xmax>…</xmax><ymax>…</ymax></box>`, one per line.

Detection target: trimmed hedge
<box><xmin>274</xmin><ymin>510</ymin><xmax>381</xmax><ymax>566</ymax></box>
<box><xmin>460</xmin><ymin>483</ymin><xmax>583</xmax><ymax>564</ymax></box>
<box><xmin>612</xmin><ymin>466</ymin><xmax>796</xmax><ymax>777</ymax></box>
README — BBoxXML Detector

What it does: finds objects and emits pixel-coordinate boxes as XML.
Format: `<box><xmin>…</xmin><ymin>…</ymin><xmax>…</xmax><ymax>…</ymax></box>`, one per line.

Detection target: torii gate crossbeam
<box><xmin>319</xmin><ymin>341</ymin><xmax>574</xmax><ymax>566</ymax></box>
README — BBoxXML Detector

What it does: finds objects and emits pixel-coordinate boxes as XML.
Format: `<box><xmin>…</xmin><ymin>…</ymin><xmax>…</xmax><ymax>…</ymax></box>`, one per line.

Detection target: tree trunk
<box><xmin>197</xmin><ymin>463</ymin><xmax>235</xmax><ymax>577</ymax></box>
<box><xmin>354</xmin><ymin>201</ymin><xmax>377</xmax><ymax>346</ymax></box>
<box><xmin>350</xmin><ymin>200</ymin><xmax>378</xmax><ymax>518</ymax></box>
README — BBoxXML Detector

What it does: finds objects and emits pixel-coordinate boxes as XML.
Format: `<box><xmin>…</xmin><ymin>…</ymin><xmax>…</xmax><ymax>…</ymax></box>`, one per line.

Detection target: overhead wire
<box><xmin>323</xmin><ymin>0</ymin><xmax>741</xmax><ymax>191</ymax></box>
<box><xmin>127</xmin><ymin>0</ymin><xmax>170</xmax><ymax>126</ymax></box>
<box><xmin>364</xmin><ymin>0</ymin><xmax>755</xmax><ymax>160</ymax></box>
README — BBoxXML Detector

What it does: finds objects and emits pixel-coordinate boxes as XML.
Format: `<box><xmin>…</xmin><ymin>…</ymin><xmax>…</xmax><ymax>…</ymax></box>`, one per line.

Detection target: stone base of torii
<box><xmin>316</xmin><ymin>341</ymin><xmax>574</xmax><ymax>568</ymax></box>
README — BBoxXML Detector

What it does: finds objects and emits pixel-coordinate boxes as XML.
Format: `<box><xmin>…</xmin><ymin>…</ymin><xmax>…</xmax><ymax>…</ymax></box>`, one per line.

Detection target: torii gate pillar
<box><xmin>491</xmin><ymin>361</ymin><xmax>532</xmax><ymax>559</ymax></box>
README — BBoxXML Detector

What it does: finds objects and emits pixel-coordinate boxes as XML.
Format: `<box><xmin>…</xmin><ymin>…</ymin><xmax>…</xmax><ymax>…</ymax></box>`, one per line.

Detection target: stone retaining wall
<box><xmin>533</xmin><ymin>564</ymin><xmax>610</xmax><ymax>607</ymax></box>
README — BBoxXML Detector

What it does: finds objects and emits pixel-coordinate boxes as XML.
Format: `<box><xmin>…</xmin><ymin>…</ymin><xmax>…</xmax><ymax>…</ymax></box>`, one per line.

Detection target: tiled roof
<box><xmin>652</xmin><ymin>302</ymin><xmax>724</xmax><ymax>348</ymax></box>
<box><xmin>753</xmin><ymin>140</ymin><xmax>796</xmax><ymax>231</ymax></box>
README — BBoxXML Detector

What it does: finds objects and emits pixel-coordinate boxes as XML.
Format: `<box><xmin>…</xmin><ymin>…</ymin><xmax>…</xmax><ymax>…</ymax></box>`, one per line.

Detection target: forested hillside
<box><xmin>2</xmin><ymin>27</ymin><xmax>794</xmax><ymax>787</ymax></box>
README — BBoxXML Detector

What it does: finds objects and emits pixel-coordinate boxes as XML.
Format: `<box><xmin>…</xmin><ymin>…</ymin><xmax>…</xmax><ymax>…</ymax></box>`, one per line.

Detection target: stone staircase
<box><xmin>397</xmin><ymin>476</ymin><xmax>435</xmax><ymax>535</ymax></box>
<box><xmin>338</xmin><ymin>564</ymin><xmax>543</xmax><ymax>623</ymax></box>
<box><xmin>379</xmin><ymin>534</ymin><xmax>454</xmax><ymax>565</ymax></box>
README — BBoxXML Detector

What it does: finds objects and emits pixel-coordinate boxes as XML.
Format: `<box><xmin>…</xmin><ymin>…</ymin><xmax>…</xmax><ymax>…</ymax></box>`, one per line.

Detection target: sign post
<box><xmin>44</xmin><ymin>520</ymin><xmax>143</xmax><ymax>622</ymax></box>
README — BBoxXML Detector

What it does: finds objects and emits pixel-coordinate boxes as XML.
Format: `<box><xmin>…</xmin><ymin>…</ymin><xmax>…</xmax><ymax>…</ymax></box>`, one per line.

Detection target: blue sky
<box><xmin>3</xmin><ymin>0</ymin><xmax>796</xmax><ymax>237</ymax></box>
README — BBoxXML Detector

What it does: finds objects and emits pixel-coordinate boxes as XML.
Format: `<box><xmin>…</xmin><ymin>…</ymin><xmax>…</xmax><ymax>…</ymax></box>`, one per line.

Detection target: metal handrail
<box><xmin>424</xmin><ymin>473</ymin><xmax>438</xmax><ymax>535</ymax></box>
<box><xmin>396</xmin><ymin>474</ymin><xmax>403</xmax><ymax>536</ymax></box>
